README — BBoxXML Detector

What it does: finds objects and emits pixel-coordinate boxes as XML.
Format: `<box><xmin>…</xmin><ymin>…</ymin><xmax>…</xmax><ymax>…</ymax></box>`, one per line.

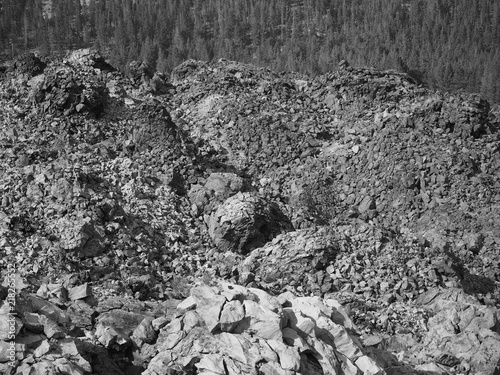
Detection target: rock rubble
<box><xmin>1</xmin><ymin>50</ymin><xmax>500</xmax><ymax>374</ymax></box>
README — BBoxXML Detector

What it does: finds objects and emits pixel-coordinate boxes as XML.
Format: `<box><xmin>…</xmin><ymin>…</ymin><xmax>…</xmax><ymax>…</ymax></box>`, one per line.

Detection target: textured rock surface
<box><xmin>145</xmin><ymin>282</ymin><xmax>385</xmax><ymax>375</ymax></box>
<box><xmin>238</xmin><ymin>226</ymin><xmax>344</xmax><ymax>295</ymax></box>
<box><xmin>1</xmin><ymin>50</ymin><xmax>500</xmax><ymax>374</ymax></box>
<box><xmin>208</xmin><ymin>192</ymin><xmax>293</xmax><ymax>254</ymax></box>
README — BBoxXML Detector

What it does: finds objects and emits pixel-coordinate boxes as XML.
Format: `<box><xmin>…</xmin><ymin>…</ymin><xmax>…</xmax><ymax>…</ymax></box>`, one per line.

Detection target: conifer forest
<box><xmin>1</xmin><ymin>0</ymin><xmax>499</xmax><ymax>103</ymax></box>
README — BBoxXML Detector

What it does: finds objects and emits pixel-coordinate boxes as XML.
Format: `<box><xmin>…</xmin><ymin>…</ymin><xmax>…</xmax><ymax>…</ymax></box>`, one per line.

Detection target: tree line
<box><xmin>1</xmin><ymin>0</ymin><xmax>499</xmax><ymax>104</ymax></box>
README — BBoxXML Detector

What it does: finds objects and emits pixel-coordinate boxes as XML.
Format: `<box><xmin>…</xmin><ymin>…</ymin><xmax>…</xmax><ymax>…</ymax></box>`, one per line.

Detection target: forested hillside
<box><xmin>1</xmin><ymin>0</ymin><xmax>500</xmax><ymax>104</ymax></box>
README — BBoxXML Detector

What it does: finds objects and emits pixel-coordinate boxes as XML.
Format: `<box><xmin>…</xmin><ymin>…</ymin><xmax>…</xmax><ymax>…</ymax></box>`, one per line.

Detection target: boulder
<box><xmin>238</xmin><ymin>226</ymin><xmax>340</xmax><ymax>295</ymax></box>
<box><xmin>57</xmin><ymin>217</ymin><xmax>105</xmax><ymax>258</ymax></box>
<box><xmin>188</xmin><ymin>172</ymin><xmax>245</xmax><ymax>215</ymax></box>
<box><xmin>208</xmin><ymin>192</ymin><xmax>293</xmax><ymax>255</ymax></box>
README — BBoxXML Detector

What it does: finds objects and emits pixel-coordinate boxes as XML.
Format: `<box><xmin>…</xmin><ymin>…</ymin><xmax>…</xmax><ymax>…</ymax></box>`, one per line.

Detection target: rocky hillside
<box><xmin>1</xmin><ymin>50</ymin><xmax>500</xmax><ymax>375</ymax></box>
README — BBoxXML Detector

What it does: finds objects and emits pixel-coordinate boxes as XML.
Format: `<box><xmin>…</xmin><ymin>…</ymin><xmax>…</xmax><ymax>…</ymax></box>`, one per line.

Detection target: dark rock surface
<box><xmin>207</xmin><ymin>192</ymin><xmax>293</xmax><ymax>255</ymax></box>
<box><xmin>0</xmin><ymin>50</ymin><xmax>499</xmax><ymax>374</ymax></box>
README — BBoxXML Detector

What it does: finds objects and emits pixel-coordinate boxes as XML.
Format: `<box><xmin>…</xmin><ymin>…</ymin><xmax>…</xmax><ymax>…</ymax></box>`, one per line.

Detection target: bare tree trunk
<box><xmin>24</xmin><ymin>10</ymin><xmax>28</xmax><ymax>51</ymax></box>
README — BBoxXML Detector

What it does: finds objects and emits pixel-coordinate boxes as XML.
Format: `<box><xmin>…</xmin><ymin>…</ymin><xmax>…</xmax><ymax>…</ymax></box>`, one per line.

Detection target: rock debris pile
<box><xmin>1</xmin><ymin>50</ymin><xmax>500</xmax><ymax>374</ymax></box>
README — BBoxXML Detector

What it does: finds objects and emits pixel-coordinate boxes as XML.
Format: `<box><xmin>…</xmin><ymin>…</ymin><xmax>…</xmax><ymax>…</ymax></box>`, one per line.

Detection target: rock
<box><xmin>33</xmin><ymin>340</ymin><xmax>51</xmax><ymax>358</ymax></box>
<box><xmin>97</xmin><ymin>310</ymin><xmax>149</xmax><ymax>337</ymax></box>
<box><xmin>131</xmin><ymin>317</ymin><xmax>157</xmax><ymax>346</ymax></box>
<box><xmin>151</xmin><ymin>316</ymin><xmax>170</xmax><ymax>331</ymax></box>
<box><xmin>27</xmin><ymin>295</ymin><xmax>69</xmax><ymax>325</ymax></box>
<box><xmin>237</xmin><ymin>299</ymin><xmax>283</xmax><ymax>340</ymax></box>
<box><xmin>413</xmin><ymin>289</ymin><xmax>500</xmax><ymax>375</ymax></box>
<box><xmin>219</xmin><ymin>300</ymin><xmax>245</xmax><ymax>332</ymax></box>
<box><xmin>267</xmin><ymin>340</ymin><xmax>301</xmax><ymax>371</ymax></box>
<box><xmin>57</xmin><ymin>218</ymin><xmax>105</xmax><ymax>258</ymax></box>
<box><xmin>27</xmin><ymin>361</ymin><xmax>56</xmax><ymax>375</ymax></box>
<box><xmin>2</xmin><ymin>49</ymin><xmax>500</xmax><ymax>375</ymax></box>
<box><xmin>66</xmin><ymin>300</ymin><xmax>98</xmax><ymax>328</ymax></box>
<box><xmin>129</xmin><ymin>61</ymin><xmax>154</xmax><ymax>83</ymax></box>
<box><xmin>54</xmin><ymin>357</ymin><xmax>85</xmax><ymax>375</ymax></box>
<box><xmin>0</xmin><ymin>340</ymin><xmax>13</xmax><ymax>362</ymax></box>
<box><xmin>188</xmin><ymin>172</ymin><xmax>245</xmax><ymax>215</ymax></box>
<box><xmin>22</xmin><ymin>313</ymin><xmax>44</xmax><ymax>333</ymax></box>
<box><xmin>68</xmin><ymin>284</ymin><xmax>92</xmax><ymax>301</ymax></box>
<box><xmin>39</xmin><ymin>315</ymin><xmax>66</xmax><ymax>339</ymax></box>
<box><xmin>355</xmin><ymin>355</ymin><xmax>384</xmax><ymax>375</ymax></box>
<box><xmin>191</xmin><ymin>285</ymin><xmax>227</xmax><ymax>333</ymax></box>
<box><xmin>208</xmin><ymin>192</ymin><xmax>293</xmax><ymax>255</ymax></box>
<box><xmin>238</xmin><ymin>226</ymin><xmax>340</xmax><ymax>295</ymax></box>
<box><xmin>146</xmin><ymin>282</ymin><xmax>381</xmax><ymax>375</ymax></box>
<box><xmin>13</xmin><ymin>53</ymin><xmax>46</xmax><ymax>77</ymax></box>
<box><xmin>205</xmin><ymin>173</ymin><xmax>245</xmax><ymax>196</ymax></box>
<box><xmin>95</xmin><ymin>322</ymin><xmax>132</xmax><ymax>350</ymax></box>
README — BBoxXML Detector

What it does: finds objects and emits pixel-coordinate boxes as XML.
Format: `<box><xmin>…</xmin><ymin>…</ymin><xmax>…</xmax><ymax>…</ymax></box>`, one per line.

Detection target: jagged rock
<box><xmin>57</xmin><ymin>218</ymin><xmax>105</xmax><ymax>258</ymax></box>
<box><xmin>95</xmin><ymin>323</ymin><xmax>132</xmax><ymax>350</ymax></box>
<box><xmin>97</xmin><ymin>310</ymin><xmax>150</xmax><ymax>337</ymax></box>
<box><xmin>36</xmin><ymin>284</ymin><xmax>68</xmax><ymax>302</ymax></box>
<box><xmin>33</xmin><ymin>340</ymin><xmax>51</xmax><ymax>358</ymax></box>
<box><xmin>145</xmin><ymin>282</ymin><xmax>384</xmax><ymax>375</ymax></box>
<box><xmin>23</xmin><ymin>313</ymin><xmax>44</xmax><ymax>333</ymax></box>
<box><xmin>412</xmin><ymin>288</ymin><xmax>500</xmax><ymax>375</ymax></box>
<box><xmin>131</xmin><ymin>317</ymin><xmax>157</xmax><ymax>346</ymax></box>
<box><xmin>68</xmin><ymin>283</ymin><xmax>92</xmax><ymax>301</ymax></box>
<box><xmin>0</xmin><ymin>340</ymin><xmax>12</xmax><ymax>362</ymax></box>
<box><xmin>238</xmin><ymin>226</ymin><xmax>340</xmax><ymax>295</ymax></box>
<box><xmin>208</xmin><ymin>192</ymin><xmax>293</xmax><ymax>255</ymax></box>
<box><xmin>188</xmin><ymin>172</ymin><xmax>245</xmax><ymax>215</ymax></box>
<box><xmin>129</xmin><ymin>61</ymin><xmax>154</xmax><ymax>83</ymax></box>
<box><xmin>219</xmin><ymin>300</ymin><xmax>245</xmax><ymax>332</ymax></box>
<box><xmin>66</xmin><ymin>300</ymin><xmax>97</xmax><ymax>328</ymax></box>
<box><xmin>39</xmin><ymin>315</ymin><xmax>66</xmax><ymax>339</ymax></box>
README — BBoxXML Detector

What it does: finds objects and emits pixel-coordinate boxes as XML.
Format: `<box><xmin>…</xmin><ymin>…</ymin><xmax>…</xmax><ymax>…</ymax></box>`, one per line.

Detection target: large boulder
<box><xmin>57</xmin><ymin>217</ymin><xmax>106</xmax><ymax>258</ymax></box>
<box><xmin>207</xmin><ymin>192</ymin><xmax>293</xmax><ymax>255</ymax></box>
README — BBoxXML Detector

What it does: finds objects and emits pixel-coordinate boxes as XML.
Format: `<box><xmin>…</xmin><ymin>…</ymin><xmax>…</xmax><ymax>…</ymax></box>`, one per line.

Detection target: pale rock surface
<box><xmin>145</xmin><ymin>282</ymin><xmax>384</xmax><ymax>375</ymax></box>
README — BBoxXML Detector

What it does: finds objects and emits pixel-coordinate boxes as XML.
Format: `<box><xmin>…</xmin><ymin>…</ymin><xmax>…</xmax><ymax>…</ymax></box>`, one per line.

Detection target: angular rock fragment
<box><xmin>131</xmin><ymin>317</ymin><xmax>157</xmax><ymax>346</ymax></box>
<box><xmin>33</xmin><ymin>340</ymin><xmax>51</xmax><ymax>358</ymax></box>
<box><xmin>39</xmin><ymin>315</ymin><xmax>66</xmax><ymax>339</ymax></box>
<box><xmin>68</xmin><ymin>284</ymin><xmax>92</xmax><ymax>301</ymax></box>
<box><xmin>219</xmin><ymin>300</ymin><xmax>245</xmax><ymax>332</ymax></box>
<box><xmin>95</xmin><ymin>323</ymin><xmax>132</xmax><ymax>350</ymax></box>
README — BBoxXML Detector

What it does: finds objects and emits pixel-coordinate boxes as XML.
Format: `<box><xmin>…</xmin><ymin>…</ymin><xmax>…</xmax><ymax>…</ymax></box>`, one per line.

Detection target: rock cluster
<box><xmin>146</xmin><ymin>282</ymin><xmax>386</xmax><ymax>375</ymax></box>
<box><xmin>12</xmin><ymin>53</ymin><xmax>46</xmax><ymax>78</ymax></box>
<box><xmin>0</xmin><ymin>280</ymin><xmax>181</xmax><ymax>375</ymax></box>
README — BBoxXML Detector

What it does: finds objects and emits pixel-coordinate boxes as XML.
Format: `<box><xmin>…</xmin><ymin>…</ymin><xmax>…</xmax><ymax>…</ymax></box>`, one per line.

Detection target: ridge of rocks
<box><xmin>0</xmin><ymin>50</ymin><xmax>499</xmax><ymax>375</ymax></box>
